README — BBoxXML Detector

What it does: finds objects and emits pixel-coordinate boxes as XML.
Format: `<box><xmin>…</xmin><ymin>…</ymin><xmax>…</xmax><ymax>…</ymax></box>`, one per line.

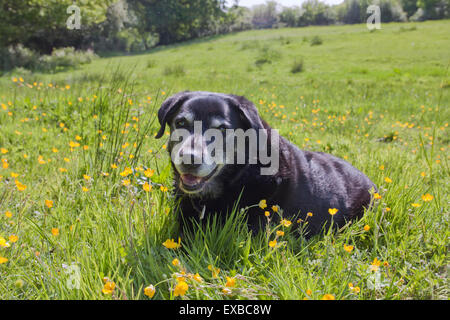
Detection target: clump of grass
<box><xmin>399</xmin><ymin>25</ymin><xmax>417</xmax><ymax>32</ymax></box>
<box><xmin>162</xmin><ymin>64</ymin><xmax>186</xmax><ymax>77</ymax></box>
<box><xmin>290</xmin><ymin>59</ymin><xmax>304</xmax><ymax>74</ymax></box>
<box><xmin>254</xmin><ymin>46</ymin><xmax>281</xmax><ymax>67</ymax></box>
<box><xmin>146</xmin><ymin>59</ymin><xmax>156</xmax><ymax>69</ymax></box>
<box><xmin>310</xmin><ymin>36</ymin><xmax>323</xmax><ymax>46</ymax></box>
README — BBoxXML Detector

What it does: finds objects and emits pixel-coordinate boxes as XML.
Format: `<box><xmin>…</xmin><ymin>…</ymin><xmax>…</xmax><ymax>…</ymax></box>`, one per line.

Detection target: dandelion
<box><xmin>328</xmin><ymin>208</ymin><xmax>338</xmax><ymax>216</ymax></box>
<box><xmin>144</xmin><ymin>285</ymin><xmax>156</xmax><ymax>298</ymax></box>
<box><xmin>163</xmin><ymin>238</ymin><xmax>181</xmax><ymax>249</ymax></box>
<box><xmin>421</xmin><ymin>194</ymin><xmax>434</xmax><ymax>202</ymax></box>
<box><xmin>173</xmin><ymin>281</ymin><xmax>188</xmax><ymax>297</ymax></box>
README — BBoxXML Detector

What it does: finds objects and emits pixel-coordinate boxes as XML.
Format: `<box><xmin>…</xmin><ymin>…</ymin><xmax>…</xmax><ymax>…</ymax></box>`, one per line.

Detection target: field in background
<box><xmin>0</xmin><ymin>21</ymin><xmax>448</xmax><ymax>300</ymax></box>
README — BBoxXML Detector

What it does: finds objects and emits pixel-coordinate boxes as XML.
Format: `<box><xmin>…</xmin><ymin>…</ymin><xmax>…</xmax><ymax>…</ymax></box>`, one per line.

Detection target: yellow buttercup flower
<box><xmin>51</xmin><ymin>228</ymin><xmax>59</xmax><ymax>236</ymax></box>
<box><xmin>421</xmin><ymin>193</ymin><xmax>433</xmax><ymax>202</ymax></box>
<box><xmin>280</xmin><ymin>219</ymin><xmax>292</xmax><ymax>227</ymax></box>
<box><xmin>225</xmin><ymin>277</ymin><xmax>236</xmax><ymax>288</ymax></box>
<box><xmin>173</xmin><ymin>281</ymin><xmax>188</xmax><ymax>297</ymax></box>
<box><xmin>144</xmin><ymin>285</ymin><xmax>156</xmax><ymax>298</ymax></box>
<box><xmin>321</xmin><ymin>294</ymin><xmax>335</xmax><ymax>300</ymax></box>
<box><xmin>344</xmin><ymin>244</ymin><xmax>354</xmax><ymax>253</ymax></box>
<box><xmin>45</xmin><ymin>200</ymin><xmax>53</xmax><ymax>208</ymax></box>
<box><xmin>102</xmin><ymin>281</ymin><xmax>116</xmax><ymax>295</ymax></box>
<box><xmin>162</xmin><ymin>238</ymin><xmax>181</xmax><ymax>249</ymax></box>
<box><xmin>269</xmin><ymin>240</ymin><xmax>277</xmax><ymax>248</ymax></box>
<box><xmin>0</xmin><ymin>256</ymin><xmax>8</xmax><ymax>264</ymax></box>
<box><xmin>259</xmin><ymin>199</ymin><xmax>267</xmax><ymax>209</ymax></box>
<box><xmin>328</xmin><ymin>208</ymin><xmax>338</xmax><ymax>216</ymax></box>
<box><xmin>143</xmin><ymin>182</ymin><xmax>152</xmax><ymax>192</ymax></box>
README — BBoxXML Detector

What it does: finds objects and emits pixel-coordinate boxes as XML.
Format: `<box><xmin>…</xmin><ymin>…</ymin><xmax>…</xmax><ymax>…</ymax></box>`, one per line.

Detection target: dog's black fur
<box><xmin>156</xmin><ymin>91</ymin><xmax>376</xmax><ymax>238</ymax></box>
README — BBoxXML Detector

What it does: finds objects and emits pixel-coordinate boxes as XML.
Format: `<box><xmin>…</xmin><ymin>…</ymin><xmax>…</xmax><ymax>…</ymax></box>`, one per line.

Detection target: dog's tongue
<box><xmin>181</xmin><ymin>174</ymin><xmax>203</xmax><ymax>186</ymax></box>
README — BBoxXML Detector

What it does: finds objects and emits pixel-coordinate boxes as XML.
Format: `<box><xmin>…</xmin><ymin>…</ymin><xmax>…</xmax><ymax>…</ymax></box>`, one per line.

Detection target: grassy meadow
<box><xmin>0</xmin><ymin>20</ymin><xmax>449</xmax><ymax>300</ymax></box>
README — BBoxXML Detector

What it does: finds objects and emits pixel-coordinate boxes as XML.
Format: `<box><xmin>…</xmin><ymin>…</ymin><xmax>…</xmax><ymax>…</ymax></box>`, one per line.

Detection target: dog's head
<box><xmin>155</xmin><ymin>91</ymin><xmax>266</xmax><ymax>197</ymax></box>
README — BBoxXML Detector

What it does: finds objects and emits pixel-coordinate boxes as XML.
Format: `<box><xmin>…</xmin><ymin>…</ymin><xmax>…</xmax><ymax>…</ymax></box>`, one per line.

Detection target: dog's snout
<box><xmin>178</xmin><ymin>148</ymin><xmax>203</xmax><ymax>172</ymax></box>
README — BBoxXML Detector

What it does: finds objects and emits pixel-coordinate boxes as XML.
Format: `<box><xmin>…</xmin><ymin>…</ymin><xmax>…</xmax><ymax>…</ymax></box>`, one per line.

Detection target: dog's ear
<box><xmin>155</xmin><ymin>91</ymin><xmax>191</xmax><ymax>139</ymax></box>
<box><xmin>227</xmin><ymin>94</ymin><xmax>265</xmax><ymax>130</ymax></box>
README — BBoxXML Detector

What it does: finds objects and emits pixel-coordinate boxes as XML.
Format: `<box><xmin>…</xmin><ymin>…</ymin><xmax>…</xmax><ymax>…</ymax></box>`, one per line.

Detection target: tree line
<box><xmin>0</xmin><ymin>0</ymin><xmax>448</xmax><ymax>59</ymax></box>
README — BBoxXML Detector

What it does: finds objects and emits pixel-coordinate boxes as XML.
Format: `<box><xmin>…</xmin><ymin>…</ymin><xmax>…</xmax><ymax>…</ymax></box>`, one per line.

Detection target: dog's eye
<box><xmin>175</xmin><ymin>119</ymin><xmax>187</xmax><ymax>128</ymax></box>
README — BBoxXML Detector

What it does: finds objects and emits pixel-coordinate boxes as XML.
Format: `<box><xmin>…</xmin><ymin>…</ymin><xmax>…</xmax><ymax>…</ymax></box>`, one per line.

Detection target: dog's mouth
<box><xmin>179</xmin><ymin>166</ymin><xmax>219</xmax><ymax>192</ymax></box>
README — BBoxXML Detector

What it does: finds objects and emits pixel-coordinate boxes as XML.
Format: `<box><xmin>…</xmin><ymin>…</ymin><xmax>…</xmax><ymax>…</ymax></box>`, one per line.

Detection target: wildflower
<box><xmin>384</xmin><ymin>177</ymin><xmax>392</xmax><ymax>183</ymax></box>
<box><xmin>193</xmin><ymin>273</ymin><xmax>203</xmax><ymax>283</ymax></box>
<box><xmin>208</xmin><ymin>265</ymin><xmax>220</xmax><ymax>278</ymax></box>
<box><xmin>269</xmin><ymin>240</ymin><xmax>277</xmax><ymax>248</ymax></box>
<box><xmin>225</xmin><ymin>277</ymin><xmax>236</xmax><ymax>288</ymax></box>
<box><xmin>82</xmin><ymin>187</ymin><xmax>89</xmax><ymax>192</ymax></box>
<box><xmin>259</xmin><ymin>199</ymin><xmax>267</xmax><ymax>209</ymax></box>
<box><xmin>222</xmin><ymin>288</ymin><xmax>232</xmax><ymax>295</ymax></box>
<box><xmin>172</xmin><ymin>258</ymin><xmax>180</xmax><ymax>266</ymax></box>
<box><xmin>351</xmin><ymin>286</ymin><xmax>360</xmax><ymax>294</ymax></box>
<box><xmin>306</xmin><ymin>289</ymin><xmax>312</xmax><ymax>296</ymax></box>
<box><xmin>271</xmin><ymin>205</ymin><xmax>279</xmax><ymax>213</ymax></box>
<box><xmin>144</xmin><ymin>285</ymin><xmax>156</xmax><ymax>298</ymax></box>
<box><xmin>144</xmin><ymin>168</ymin><xmax>155</xmax><ymax>178</ymax></box>
<box><xmin>143</xmin><ymin>182</ymin><xmax>152</xmax><ymax>192</ymax></box>
<box><xmin>421</xmin><ymin>194</ymin><xmax>434</xmax><ymax>202</ymax></box>
<box><xmin>9</xmin><ymin>235</ymin><xmax>18</xmax><ymax>243</ymax></box>
<box><xmin>264</xmin><ymin>211</ymin><xmax>270</xmax><ymax>217</ymax></box>
<box><xmin>307</xmin><ymin>212</ymin><xmax>313</xmax><ymax>217</ymax></box>
<box><xmin>160</xmin><ymin>186</ymin><xmax>168</xmax><ymax>192</ymax></box>
<box><xmin>379</xmin><ymin>165</ymin><xmax>385</xmax><ymax>170</ymax></box>
<box><xmin>328</xmin><ymin>208</ymin><xmax>338</xmax><ymax>216</ymax></box>
<box><xmin>0</xmin><ymin>148</ymin><xmax>7</xmax><ymax>154</ymax></box>
<box><xmin>15</xmin><ymin>180</ymin><xmax>27</xmax><ymax>191</ymax></box>
<box><xmin>411</xmin><ymin>203</ymin><xmax>421</xmax><ymax>208</ymax></box>
<box><xmin>51</xmin><ymin>228</ymin><xmax>59</xmax><ymax>236</ymax></box>
<box><xmin>363</xmin><ymin>224</ymin><xmax>370</xmax><ymax>231</ymax></box>
<box><xmin>0</xmin><ymin>237</ymin><xmax>11</xmax><ymax>248</ymax></box>
<box><xmin>45</xmin><ymin>200</ymin><xmax>53</xmax><ymax>208</ymax></box>
<box><xmin>370</xmin><ymin>258</ymin><xmax>381</xmax><ymax>272</ymax></box>
<box><xmin>102</xmin><ymin>281</ymin><xmax>116</xmax><ymax>295</ymax></box>
<box><xmin>173</xmin><ymin>281</ymin><xmax>188</xmax><ymax>297</ymax></box>
<box><xmin>373</xmin><ymin>193</ymin><xmax>382</xmax><ymax>200</ymax></box>
<box><xmin>276</xmin><ymin>230</ymin><xmax>285</xmax><ymax>237</ymax></box>
<box><xmin>111</xmin><ymin>164</ymin><xmax>117</xmax><ymax>169</ymax></box>
<box><xmin>163</xmin><ymin>238</ymin><xmax>181</xmax><ymax>249</ymax></box>
<box><xmin>0</xmin><ymin>256</ymin><xmax>8</xmax><ymax>264</ymax></box>
<box><xmin>122</xmin><ymin>179</ymin><xmax>131</xmax><ymax>186</ymax></box>
<box><xmin>120</xmin><ymin>167</ymin><xmax>132</xmax><ymax>177</ymax></box>
<box><xmin>321</xmin><ymin>294</ymin><xmax>335</xmax><ymax>300</ymax></box>
<box><xmin>5</xmin><ymin>211</ymin><xmax>12</xmax><ymax>218</ymax></box>
<box><xmin>343</xmin><ymin>244</ymin><xmax>354</xmax><ymax>253</ymax></box>
<box><xmin>280</xmin><ymin>219</ymin><xmax>292</xmax><ymax>227</ymax></box>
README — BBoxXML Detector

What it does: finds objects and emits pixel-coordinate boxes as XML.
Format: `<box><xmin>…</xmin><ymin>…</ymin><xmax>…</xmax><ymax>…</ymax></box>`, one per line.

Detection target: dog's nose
<box><xmin>179</xmin><ymin>149</ymin><xmax>202</xmax><ymax>172</ymax></box>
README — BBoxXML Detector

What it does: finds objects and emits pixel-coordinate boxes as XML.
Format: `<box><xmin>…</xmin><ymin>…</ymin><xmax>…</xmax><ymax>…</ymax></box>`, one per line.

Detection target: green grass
<box><xmin>0</xmin><ymin>20</ymin><xmax>449</xmax><ymax>300</ymax></box>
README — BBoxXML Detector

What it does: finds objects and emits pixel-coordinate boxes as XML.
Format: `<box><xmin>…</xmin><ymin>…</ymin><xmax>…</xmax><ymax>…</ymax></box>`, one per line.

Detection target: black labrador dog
<box><xmin>155</xmin><ymin>91</ymin><xmax>376</xmax><ymax>238</ymax></box>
